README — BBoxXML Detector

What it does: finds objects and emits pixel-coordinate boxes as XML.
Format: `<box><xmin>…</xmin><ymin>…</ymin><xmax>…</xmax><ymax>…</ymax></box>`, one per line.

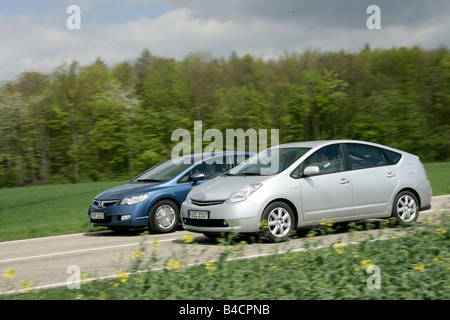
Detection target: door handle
<box><xmin>386</xmin><ymin>172</ymin><xmax>397</xmax><ymax>178</ymax></box>
<box><xmin>340</xmin><ymin>178</ymin><xmax>350</xmax><ymax>185</ymax></box>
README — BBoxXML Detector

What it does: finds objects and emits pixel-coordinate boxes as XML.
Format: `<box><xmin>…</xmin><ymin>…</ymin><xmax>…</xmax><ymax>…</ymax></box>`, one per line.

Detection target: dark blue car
<box><xmin>89</xmin><ymin>151</ymin><xmax>251</xmax><ymax>233</ymax></box>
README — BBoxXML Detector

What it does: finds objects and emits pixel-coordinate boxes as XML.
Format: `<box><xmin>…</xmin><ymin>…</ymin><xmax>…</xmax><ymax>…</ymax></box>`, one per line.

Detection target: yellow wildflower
<box><xmin>3</xmin><ymin>269</ymin><xmax>15</xmax><ymax>279</ymax></box>
<box><xmin>117</xmin><ymin>271</ymin><xmax>129</xmax><ymax>283</ymax></box>
<box><xmin>151</xmin><ymin>241</ymin><xmax>160</xmax><ymax>249</ymax></box>
<box><xmin>361</xmin><ymin>260</ymin><xmax>374</xmax><ymax>269</ymax></box>
<box><xmin>81</xmin><ymin>273</ymin><xmax>88</xmax><ymax>285</ymax></box>
<box><xmin>132</xmin><ymin>249</ymin><xmax>144</xmax><ymax>259</ymax></box>
<box><xmin>412</xmin><ymin>263</ymin><xmax>425</xmax><ymax>272</ymax></box>
<box><xmin>333</xmin><ymin>243</ymin><xmax>345</xmax><ymax>254</ymax></box>
<box><xmin>436</xmin><ymin>228</ymin><xmax>447</xmax><ymax>236</ymax></box>
<box><xmin>97</xmin><ymin>292</ymin><xmax>107</xmax><ymax>300</ymax></box>
<box><xmin>20</xmin><ymin>280</ymin><xmax>33</xmax><ymax>294</ymax></box>
<box><xmin>205</xmin><ymin>263</ymin><xmax>216</xmax><ymax>271</ymax></box>
<box><xmin>167</xmin><ymin>259</ymin><xmax>181</xmax><ymax>272</ymax></box>
<box><xmin>182</xmin><ymin>233</ymin><xmax>195</xmax><ymax>244</ymax></box>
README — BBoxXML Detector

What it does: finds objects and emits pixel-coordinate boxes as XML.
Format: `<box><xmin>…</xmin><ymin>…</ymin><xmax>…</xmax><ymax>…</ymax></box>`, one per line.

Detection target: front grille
<box><xmin>190</xmin><ymin>199</ymin><xmax>226</xmax><ymax>206</ymax></box>
<box><xmin>183</xmin><ymin>218</ymin><xmax>229</xmax><ymax>228</ymax></box>
<box><xmin>94</xmin><ymin>200</ymin><xmax>119</xmax><ymax>208</ymax></box>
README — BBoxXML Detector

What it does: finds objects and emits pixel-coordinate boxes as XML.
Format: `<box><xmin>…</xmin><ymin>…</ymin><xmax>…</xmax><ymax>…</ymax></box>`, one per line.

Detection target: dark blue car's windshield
<box><xmin>132</xmin><ymin>160</ymin><xmax>192</xmax><ymax>182</ymax></box>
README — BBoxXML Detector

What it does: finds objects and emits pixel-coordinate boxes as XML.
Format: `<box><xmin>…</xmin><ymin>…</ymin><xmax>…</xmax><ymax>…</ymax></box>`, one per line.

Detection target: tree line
<box><xmin>0</xmin><ymin>46</ymin><xmax>449</xmax><ymax>188</ymax></box>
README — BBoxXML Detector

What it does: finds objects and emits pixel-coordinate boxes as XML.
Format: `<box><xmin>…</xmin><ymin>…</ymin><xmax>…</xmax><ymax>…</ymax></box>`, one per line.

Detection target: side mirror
<box><xmin>303</xmin><ymin>166</ymin><xmax>320</xmax><ymax>177</ymax></box>
<box><xmin>190</xmin><ymin>173</ymin><xmax>205</xmax><ymax>183</ymax></box>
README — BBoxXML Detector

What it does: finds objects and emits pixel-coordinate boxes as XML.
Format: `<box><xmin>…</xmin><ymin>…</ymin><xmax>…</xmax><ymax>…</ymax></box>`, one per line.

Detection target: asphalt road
<box><xmin>1</xmin><ymin>195</ymin><xmax>448</xmax><ymax>294</ymax></box>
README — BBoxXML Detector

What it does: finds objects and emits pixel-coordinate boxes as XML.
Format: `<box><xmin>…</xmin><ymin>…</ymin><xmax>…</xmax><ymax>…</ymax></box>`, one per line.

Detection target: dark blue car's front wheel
<box><xmin>148</xmin><ymin>200</ymin><xmax>180</xmax><ymax>234</ymax></box>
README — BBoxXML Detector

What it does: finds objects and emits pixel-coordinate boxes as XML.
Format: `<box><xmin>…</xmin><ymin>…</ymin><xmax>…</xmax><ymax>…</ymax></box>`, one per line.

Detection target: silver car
<box><xmin>180</xmin><ymin>140</ymin><xmax>432</xmax><ymax>242</ymax></box>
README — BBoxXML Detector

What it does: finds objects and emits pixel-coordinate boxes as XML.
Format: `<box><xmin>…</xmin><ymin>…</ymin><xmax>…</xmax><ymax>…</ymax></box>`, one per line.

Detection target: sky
<box><xmin>0</xmin><ymin>0</ymin><xmax>449</xmax><ymax>82</ymax></box>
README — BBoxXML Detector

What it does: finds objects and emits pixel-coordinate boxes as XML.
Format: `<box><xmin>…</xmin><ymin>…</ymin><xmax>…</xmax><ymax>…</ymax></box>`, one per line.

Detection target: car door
<box><xmin>299</xmin><ymin>144</ymin><xmax>354</xmax><ymax>222</ymax></box>
<box><xmin>345</xmin><ymin>143</ymin><xmax>399</xmax><ymax>216</ymax></box>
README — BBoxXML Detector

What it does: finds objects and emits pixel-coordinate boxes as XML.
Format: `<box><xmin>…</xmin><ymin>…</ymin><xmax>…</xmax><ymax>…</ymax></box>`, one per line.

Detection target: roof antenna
<box><xmin>350</xmin><ymin>121</ymin><xmax>361</xmax><ymax>140</ymax></box>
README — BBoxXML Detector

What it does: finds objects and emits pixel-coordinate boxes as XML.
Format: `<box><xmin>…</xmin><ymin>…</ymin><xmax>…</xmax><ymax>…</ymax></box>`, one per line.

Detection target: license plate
<box><xmin>91</xmin><ymin>212</ymin><xmax>105</xmax><ymax>220</ymax></box>
<box><xmin>188</xmin><ymin>210</ymin><xmax>209</xmax><ymax>219</ymax></box>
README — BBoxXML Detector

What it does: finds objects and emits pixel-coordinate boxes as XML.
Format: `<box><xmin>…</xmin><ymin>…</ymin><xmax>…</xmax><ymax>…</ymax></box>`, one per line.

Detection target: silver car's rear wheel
<box><xmin>261</xmin><ymin>202</ymin><xmax>295</xmax><ymax>242</ymax></box>
<box><xmin>392</xmin><ymin>191</ymin><xmax>419</xmax><ymax>226</ymax></box>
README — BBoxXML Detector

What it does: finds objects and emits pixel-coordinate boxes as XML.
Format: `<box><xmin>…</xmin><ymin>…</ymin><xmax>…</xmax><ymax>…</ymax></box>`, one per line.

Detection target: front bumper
<box><xmin>88</xmin><ymin>201</ymin><xmax>149</xmax><ymax>229</ymax></box>
<box><xmin>180</xmin><ymin>200</ymin><xmax>263</xmax><ymax>234</ymax></box>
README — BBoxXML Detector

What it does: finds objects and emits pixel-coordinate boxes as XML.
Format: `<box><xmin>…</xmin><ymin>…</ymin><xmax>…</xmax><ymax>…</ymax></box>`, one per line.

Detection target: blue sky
<box><xmin>1</xmin><ymin>0</ymin><xmax>449</xmax><ymax>82</ymax></box>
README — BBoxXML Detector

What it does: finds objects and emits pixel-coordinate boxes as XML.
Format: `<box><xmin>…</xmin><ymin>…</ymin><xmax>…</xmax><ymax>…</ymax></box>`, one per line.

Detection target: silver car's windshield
<box><xmin>227</xmin><ymin>147</ymin><xmax>310</xmax><ymax>176</ymax></box>
<box><xmin>132</xmin><ymin>159</ymin><xmax>192</xmax><ymax>182</ymax></box>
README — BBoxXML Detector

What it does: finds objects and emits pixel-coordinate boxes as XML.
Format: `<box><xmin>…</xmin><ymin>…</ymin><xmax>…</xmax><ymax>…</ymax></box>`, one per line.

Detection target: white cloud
<box><xmin>0</xmin><ymin>1</ymin><xmax>449</xmax><ymax>82</ymax></box>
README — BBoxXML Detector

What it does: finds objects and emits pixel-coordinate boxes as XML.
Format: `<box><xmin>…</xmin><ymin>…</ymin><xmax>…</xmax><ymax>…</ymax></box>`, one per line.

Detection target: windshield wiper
<box><xmin>135</xmin><ymin>178</ymin><xmax>162</xmax><ymax>182</ymax></box>
<box><xmin>224</xmin><ymin>172</ymin><xmax>262</xmax><ymax>176</ymax></box>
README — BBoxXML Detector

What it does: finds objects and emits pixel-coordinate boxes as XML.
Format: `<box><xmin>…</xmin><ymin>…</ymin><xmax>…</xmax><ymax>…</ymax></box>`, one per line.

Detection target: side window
<box><xmin>381</xmin><ymin>149</ymin><xmax>402</xmax><ymax>165</ymax></box>
<box><xmin>347</xmin><ymin>144</ymin><xmax>386</xmax><ymax>169</ymax></box>
<box><xmin>192</xmin><ymin>156</ymin><xmax>232</xmax><ymax>179</ymax></box>
<box><xmin>303</xmin><ymin>145</ymin><xmax>344</xmax><ymax>175</ymax></box>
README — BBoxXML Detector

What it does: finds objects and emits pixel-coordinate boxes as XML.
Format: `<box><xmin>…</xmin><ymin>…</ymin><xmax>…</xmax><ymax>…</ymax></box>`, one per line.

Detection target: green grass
<box><xmin>424</xmin><ymin>162</ymin><xmax>450</xmax><ymax>196</ymax></box>
<box><xmin>0</xmin><ymin>162</ymin><xmax>448</xmax><ymax>242</ymax></box>
<box><xmin>0</xmin><ymin>181</ymin><xmax>125</xmax><ymax>242</ymax></box>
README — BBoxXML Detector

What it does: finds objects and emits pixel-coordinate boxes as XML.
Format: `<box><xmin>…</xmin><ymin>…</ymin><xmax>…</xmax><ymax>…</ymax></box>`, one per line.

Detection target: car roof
<box><xmin>274</xmin><ymin>140</ymin><xmax>405</xmax><ymax>153</ymax></box>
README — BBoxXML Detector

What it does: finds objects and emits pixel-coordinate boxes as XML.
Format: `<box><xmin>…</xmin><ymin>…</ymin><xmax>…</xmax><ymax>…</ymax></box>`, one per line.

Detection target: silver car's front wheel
<box><xmin>261</xmin><ymin>202</ymin><xmax>295</xmax><ymax>242</ymax></box>
<box><xmin>392</xmin><ymin>191</ymin><xmax>419</xmax><ymax>226</ymax></box>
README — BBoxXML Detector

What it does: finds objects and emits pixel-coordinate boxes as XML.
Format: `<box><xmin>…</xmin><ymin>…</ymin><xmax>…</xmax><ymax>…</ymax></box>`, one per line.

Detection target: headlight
<box><xmin>227</xmin><ymin>184</ymin><xmax>262</xmax><ymax>203</ymax></box>
<box><xmin>119</xmin><ymin>194</ymin><xmax>149</xmax><ymax>206</ymax></box>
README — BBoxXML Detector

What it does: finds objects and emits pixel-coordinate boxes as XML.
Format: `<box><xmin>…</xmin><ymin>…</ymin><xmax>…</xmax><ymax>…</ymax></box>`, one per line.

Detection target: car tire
<box><xmin>148</xmin><ymin>200</ymin><xmax>180</xmax><ymax>234</ymax></box>
<box><xmin>261</xmin><ymin>202</ymin><xmax>295</xmax><ymax>242</ymax></box>
<box><xmin>392</xmin><ymin>191</ymin><xmax>419</xmax><ymax>226</ymax></box>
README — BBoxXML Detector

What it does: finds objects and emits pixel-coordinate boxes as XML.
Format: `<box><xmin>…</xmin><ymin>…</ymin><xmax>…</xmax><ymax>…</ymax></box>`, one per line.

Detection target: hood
<box><xmin>94</xmin><ymin>182</ymin><xmax>164</xmax><ymax>200</ymax></box>
<box><xmin>188</xmin><ymin>175</ymin><xmax>271</xmax><ymax>200</ymax></box>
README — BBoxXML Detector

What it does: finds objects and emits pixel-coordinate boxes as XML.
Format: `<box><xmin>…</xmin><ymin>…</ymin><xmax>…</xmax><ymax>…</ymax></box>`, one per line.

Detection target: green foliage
<box><xmin>1</xmin><ymin>47</ymin><xmax>449</xmax><ymax>188</ymax></box>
